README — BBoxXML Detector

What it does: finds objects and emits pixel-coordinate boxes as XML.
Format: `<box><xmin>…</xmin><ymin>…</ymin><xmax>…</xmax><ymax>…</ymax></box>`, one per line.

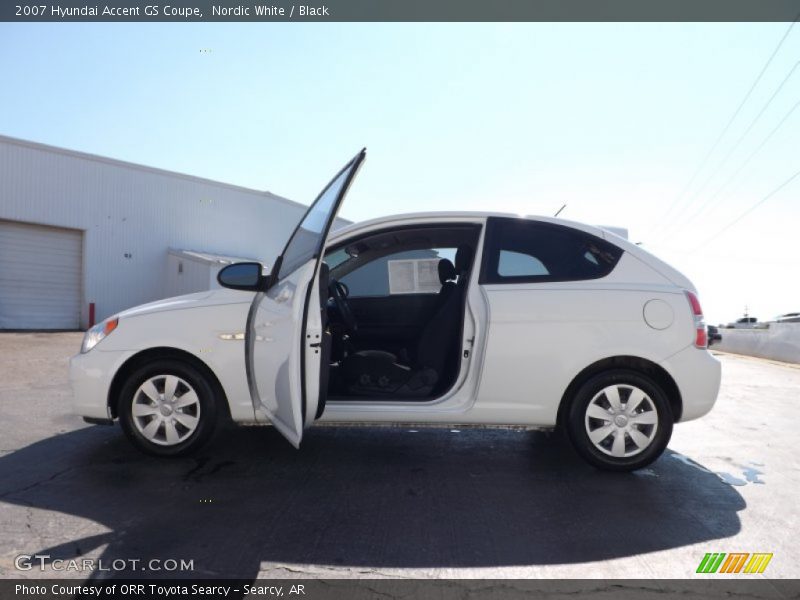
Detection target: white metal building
<box><xmin>0</xmin><ymin>135</ymin><xmax>343</xmax><ymax>330</ymax></box>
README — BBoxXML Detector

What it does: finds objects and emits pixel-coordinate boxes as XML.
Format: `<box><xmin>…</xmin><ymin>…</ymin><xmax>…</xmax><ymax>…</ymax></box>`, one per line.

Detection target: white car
<box><xmin>726</xmin><ymin>317</ymin><xmax>759</xmax><ymax>329</ymax></box>
<box><xmin>70</xmin><ymin>151</ymin><xmax>721</xmax><ymax>471</ymax></box>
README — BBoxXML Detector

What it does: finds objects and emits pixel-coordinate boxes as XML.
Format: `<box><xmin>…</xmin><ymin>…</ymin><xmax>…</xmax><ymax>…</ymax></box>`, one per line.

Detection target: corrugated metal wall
<box><xmin>0</xmin><ymin>135</ymin><xmax>349</xmax><ymax>328</ymax></box>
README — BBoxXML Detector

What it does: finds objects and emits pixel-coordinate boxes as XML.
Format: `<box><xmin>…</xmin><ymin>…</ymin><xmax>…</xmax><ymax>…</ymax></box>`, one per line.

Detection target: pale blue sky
<box><xmin>1</xmin><ymin>23</ymin><xmax>798</xmax><ymax>323</ymax></box>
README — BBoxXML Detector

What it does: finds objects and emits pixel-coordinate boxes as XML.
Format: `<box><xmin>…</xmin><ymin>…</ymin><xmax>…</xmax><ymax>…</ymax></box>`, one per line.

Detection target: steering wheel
<box><xmin>329</xmin><ymin>279</ymin><xmax>357</xmax><ymax>332</ymax></box>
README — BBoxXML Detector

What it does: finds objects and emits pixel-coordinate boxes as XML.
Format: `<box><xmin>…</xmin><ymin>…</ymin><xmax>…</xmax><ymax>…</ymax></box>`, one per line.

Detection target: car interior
<box><xmin>322</xmin><ymin>224</ymin><xmax>481</xmax><ymax>401</ymax></box>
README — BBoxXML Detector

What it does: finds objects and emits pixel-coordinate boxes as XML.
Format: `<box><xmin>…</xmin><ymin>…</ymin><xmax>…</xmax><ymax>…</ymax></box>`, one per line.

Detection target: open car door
<box><xmin>245</xmin><ymin>150</ymin><xmax>365</xmax><ymax>447</ymax></box>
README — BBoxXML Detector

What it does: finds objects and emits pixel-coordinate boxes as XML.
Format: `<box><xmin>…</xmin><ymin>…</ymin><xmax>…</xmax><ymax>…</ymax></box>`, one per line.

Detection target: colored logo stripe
<box><xmin>744</xmin><ymin>553</ymin><xmax>773</xmax><ymax>574</ymax></box>
<box><xmin>697</xmin><ymin>552</ymin><xmax>772</xmax><ymax>574</ymax></box>
<box><xmin>720</xmin><ymin>553</ymin><xmax>749</xmax><ymax>573</ymax></box>
<box><xmin>697</xmin><ymin>553</ymin><xmax>726</xmax><ymax>573</ymax></box>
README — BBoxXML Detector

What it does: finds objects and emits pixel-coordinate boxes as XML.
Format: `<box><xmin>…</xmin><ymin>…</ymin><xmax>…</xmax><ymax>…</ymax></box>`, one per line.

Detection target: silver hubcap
<box><xmin>131</xmin><ymin>375</ymin><xmax>201</xmax><ymax>446</ymax></box>
<box><xmin>584</xmin><ymin>384</ymin><xmax>658</xmax><ymax>458</ymax></box>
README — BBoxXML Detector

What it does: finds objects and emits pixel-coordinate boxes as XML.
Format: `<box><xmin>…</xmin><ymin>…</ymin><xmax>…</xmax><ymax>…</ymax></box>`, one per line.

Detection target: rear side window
<box><xmin>480</xmin><ymin>217</ymin><xmax>623</xmax><ymax>284</ymax></box>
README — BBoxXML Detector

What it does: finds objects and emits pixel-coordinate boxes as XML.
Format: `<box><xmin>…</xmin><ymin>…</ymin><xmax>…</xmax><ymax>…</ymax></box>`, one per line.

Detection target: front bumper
<box><xmin>69</xmin><ymin>349</ymin><xmax>134</xmax><ymax>421</ymax></box>
<box><xmin>660</xmin><ymin>345</ymin><xmax>722</xmax><ymax>422</ymax></box>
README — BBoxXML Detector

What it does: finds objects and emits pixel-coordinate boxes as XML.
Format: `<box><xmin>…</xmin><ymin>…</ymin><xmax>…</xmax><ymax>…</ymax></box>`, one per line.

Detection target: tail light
<box><xmin>685</xmin><ymin>290</ymin><xmax>707</xmax><ymax>348</ymax></box>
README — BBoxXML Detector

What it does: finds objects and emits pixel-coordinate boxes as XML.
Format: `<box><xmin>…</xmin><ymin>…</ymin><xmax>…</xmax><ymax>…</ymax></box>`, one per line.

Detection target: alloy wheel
<box><xmin>584</xmin><ymin>384</ymin><xmax>659</xmax><ymax>458</ymax></box>
<box><xmin>131</xmin><ymin>374</ymin><xmax>201</xmax><ymax>446</ymax></box>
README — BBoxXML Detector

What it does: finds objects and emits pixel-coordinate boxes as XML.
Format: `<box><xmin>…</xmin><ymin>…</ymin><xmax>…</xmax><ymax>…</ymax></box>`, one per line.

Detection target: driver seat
<box><xmin>340</xmin><ymin>246</ymin><xmax>472</xmax><ymax>398</ymax></box>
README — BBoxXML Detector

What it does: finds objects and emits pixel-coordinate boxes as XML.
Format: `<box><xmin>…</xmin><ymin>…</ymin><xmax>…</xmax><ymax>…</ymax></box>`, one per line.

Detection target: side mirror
<box><xmin>217</xmin><ymin>262</ymin><xmax>269</xmax><ymax>291</ymax></box>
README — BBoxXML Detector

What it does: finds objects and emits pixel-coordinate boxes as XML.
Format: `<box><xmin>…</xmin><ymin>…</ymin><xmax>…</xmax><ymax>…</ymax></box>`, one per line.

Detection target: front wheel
<box><xmin>118</xmin><ymin>360</ymin><xmax>219</xmax><ymax>457</ymax></box>
<box><xmin>565</xmin><ymin>370</ymin><xmax>673</xmax><ymax>471</ymax></box>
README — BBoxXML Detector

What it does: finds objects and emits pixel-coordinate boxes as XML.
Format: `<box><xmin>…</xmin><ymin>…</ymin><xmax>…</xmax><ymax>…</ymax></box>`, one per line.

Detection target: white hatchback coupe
<box><xmin>71</xmin><ymin>150</ymin><xmax>721</xmax><ymax>471</ymax></box>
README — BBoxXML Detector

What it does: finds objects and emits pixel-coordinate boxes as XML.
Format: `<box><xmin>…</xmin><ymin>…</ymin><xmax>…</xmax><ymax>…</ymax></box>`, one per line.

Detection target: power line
<box><xmin>680</xmin><ymin>94</ymin><xmax>800</xmax><ymax>227</ymax></box>
<box><xmin>723</xmin><ymin>60</ymin><xmax>800</xmax><ymax>166</ymax></box>
<box><xmin>694</xmin><ymin>166</ymin><xmax>800</xmax><ymax>251</ymax></box>
<box><xmin>675</xmin><ymin>60</ymin><xmax>800</xmax><ymax>229</ymax></box>
<box><xmin>654</xmin><ymin>19</ymin><xmax>797</xmax><ymax>235</ymax></box>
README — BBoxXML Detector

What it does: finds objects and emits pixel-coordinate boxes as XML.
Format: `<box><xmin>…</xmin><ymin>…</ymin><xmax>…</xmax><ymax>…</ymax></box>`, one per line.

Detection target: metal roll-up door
<box><xmin>0</xmin><ymin>220</ymin><xmax>82</xmax><ymax>329</ymax></box>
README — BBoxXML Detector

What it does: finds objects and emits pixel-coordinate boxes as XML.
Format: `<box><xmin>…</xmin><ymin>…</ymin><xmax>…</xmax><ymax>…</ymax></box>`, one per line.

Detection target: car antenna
<box><xmin>554</xmin><ymin>204</ymin><xmax>567</xmax><ymax>217</ymax></box>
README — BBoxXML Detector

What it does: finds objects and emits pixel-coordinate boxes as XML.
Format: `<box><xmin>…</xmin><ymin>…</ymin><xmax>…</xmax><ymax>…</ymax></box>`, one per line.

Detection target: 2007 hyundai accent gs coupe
<box><xmin>70</xmin><ymin>150</ymin><xmax>721</xmax><ymax>471</ymax></box>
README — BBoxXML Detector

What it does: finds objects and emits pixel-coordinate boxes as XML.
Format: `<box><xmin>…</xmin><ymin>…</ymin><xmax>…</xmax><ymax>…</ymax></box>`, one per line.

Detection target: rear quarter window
<box><xmin>480</xmin><ymin>217</ymin><xmax>623</xmax><ymax>284</ymax></box>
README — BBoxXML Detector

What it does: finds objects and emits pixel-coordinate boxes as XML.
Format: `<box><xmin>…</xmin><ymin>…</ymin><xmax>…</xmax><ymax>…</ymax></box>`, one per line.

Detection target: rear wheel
<box><xmin>566</xmin><ymin>369</ymin><xmax>673</xmax><ymax>471</ymax></box>
<box><xmin>118</xmin><ymin>360</ymin><xmax>218</xmax><ymax>457</ymax></box>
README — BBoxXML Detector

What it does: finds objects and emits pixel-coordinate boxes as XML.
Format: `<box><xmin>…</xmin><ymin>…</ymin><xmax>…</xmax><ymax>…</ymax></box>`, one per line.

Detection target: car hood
<box><xmin>116</xmin><ymin>289</ymin><xmax>254</xmax><ymax>319</ymax></box>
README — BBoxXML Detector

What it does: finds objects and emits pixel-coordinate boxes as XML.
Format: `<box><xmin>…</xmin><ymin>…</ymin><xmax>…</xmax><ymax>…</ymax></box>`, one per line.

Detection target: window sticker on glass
<box><xmin>388</xmin><ymin>259</ymin><xmax>441</xmax><ymax>294</ymax></box>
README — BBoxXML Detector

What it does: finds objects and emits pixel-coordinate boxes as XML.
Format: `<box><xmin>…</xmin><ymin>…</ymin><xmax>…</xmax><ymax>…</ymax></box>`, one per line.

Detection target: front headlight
<box><xmin>81</xmin><ymin>318</ymin><xmax>119</xmax><ymax>353</ymax></box>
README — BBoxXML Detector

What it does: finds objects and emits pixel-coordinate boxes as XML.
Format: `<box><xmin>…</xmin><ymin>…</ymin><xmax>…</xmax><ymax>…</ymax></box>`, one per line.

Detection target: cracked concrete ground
<box><xmin>0</xmin><ymin>332</ymin><xmax>798</xmax><ymax>580</ymax></box>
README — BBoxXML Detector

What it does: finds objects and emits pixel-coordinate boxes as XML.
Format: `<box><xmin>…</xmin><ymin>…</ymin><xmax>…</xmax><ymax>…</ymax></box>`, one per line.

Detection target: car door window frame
<box><xmin>326</xmin><ymin>223</ymin><xmax>483</xmax><ymax>281</ymax></box>
<box><xmin>273</xmin><ymin>152</ymin><xmax>365</xmax><ymax>283</ymax></box>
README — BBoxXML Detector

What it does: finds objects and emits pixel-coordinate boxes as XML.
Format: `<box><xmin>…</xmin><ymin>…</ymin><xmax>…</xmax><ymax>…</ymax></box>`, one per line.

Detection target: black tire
<box><xmin>118</xmin><ymin>359</ymin><xmax>219</xmax><ymax>457</ymax></box>
<box><xmin>565</xmin><ymin>369</ymin><xmax>673</xmax><ymax>472</ymax></box>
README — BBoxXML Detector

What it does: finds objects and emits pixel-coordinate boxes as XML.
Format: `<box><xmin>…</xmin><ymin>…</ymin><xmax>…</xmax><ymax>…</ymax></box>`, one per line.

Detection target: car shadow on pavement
<box><xmin>0</xmin><ymin>424</ymin><xmax>744</xmax><ymax>578</ymax></box>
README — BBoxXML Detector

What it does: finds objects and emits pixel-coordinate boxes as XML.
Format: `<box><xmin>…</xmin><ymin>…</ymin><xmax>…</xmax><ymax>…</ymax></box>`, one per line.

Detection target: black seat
<box><xmin>435</xmin><ymin>257</ymin><xmax>457</xmax><ymax>310</ymax></box>
<box><xmin>348</xmin><ymin>257</ymin><xmax>456</xmax><ymax>366</ymax></box>
<box><xmin>340</xmin><ymin>247</ymin><xmax>472</xmax><ymax>398</ymax></box>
